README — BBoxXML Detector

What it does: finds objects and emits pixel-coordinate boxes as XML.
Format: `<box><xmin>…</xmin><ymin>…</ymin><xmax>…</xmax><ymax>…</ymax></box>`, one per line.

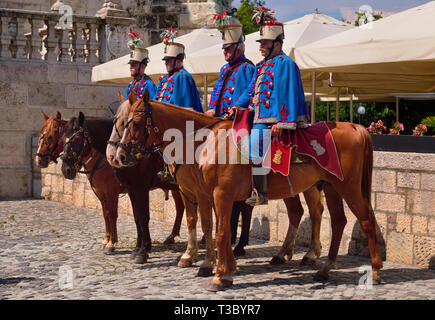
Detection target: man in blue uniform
<box><xmin>125</xmin><ymin>45</ymin><xmax>156</xmax><ymax>100</ymax></box>
<box><xmin>205</xmin><ymin>24</ymin><xmax>255</xmax><ymax>118</ymax></box>
<box><xmin>154</xmin><ymin>30</ymin><xmax>203</xmax><ymax>113</ymax></box>
<box><xmin>226</xmin><ymin>11</ymin><xmax>310</xmax><ymax>206</ymax></box>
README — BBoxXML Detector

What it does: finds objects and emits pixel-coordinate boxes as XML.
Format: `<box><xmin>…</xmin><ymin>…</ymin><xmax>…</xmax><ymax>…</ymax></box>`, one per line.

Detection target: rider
<box><xmin>154</xmin><ymin>28</ymin><xmax>203</xmax><ymax>113</ymax></box>
<box><xmin>125</xmin><ymin>32</ymin><xmax>156</xmax><ymax>101</ymax></box>
<box><xmin>226</xmin><ymin>7</ymin><xmax>310</xmax><ymax>206</ymax></box>
<box><xmin>205</xmin><ymin>14</ymin><xmax>255</xmax><ymax>118</ymax></box>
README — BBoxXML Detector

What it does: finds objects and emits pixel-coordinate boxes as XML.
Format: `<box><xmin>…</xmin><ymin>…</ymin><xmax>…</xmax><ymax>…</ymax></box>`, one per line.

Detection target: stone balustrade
<box><xmin>0</xmin><ymin>7</ymin><xmax>134</xmax><ymax>64</ymax></box>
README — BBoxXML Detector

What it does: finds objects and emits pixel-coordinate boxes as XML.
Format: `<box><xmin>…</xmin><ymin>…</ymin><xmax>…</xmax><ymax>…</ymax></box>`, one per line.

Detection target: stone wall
<box><xmin>40</xmin><ymin>151</ymin><xmax>435</xmax><ymax>268</ymax></box>
<box><xmin>0</xmin><ymin>59</ymin><xmax>125</xmax><ymax>198</ymax></box>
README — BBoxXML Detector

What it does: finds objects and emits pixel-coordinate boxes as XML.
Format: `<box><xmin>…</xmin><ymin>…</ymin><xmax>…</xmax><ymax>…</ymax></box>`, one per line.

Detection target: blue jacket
<box><xmin>125</xmin><ymin>74</ymin><xmax>156</xmax><ymax>100</ymax></box>
<box><xmin>154</xmin><ymin>67</ymin><xmax>203</xmax><ymax>113</ymax></box>
<box><xmin>209</xmin><ymin>55</ymin><xmax>255</xmax><ymax>118</ymax></box>
<box><xmin>235</xmin><ymin>53</ymin><xmax>309</xmax><ymax>129</ymax></box>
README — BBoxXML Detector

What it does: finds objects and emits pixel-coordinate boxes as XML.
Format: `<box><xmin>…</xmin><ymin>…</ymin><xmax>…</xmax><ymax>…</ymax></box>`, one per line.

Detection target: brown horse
<box><xmin>116</xmin><ymin>92</ymin><xmax>382</xmax><ymax>291</ymax></box>
<box><xmin>112</xmin><ymin>93</ymin><xmax>344</xmax><ymax>271</ymax></box>
<box><xmin>35</xmin><ymin>111</ymin><xmax>184</xmax><ymax>256</ymax></box>
<box><xmin>59</xmin><ymin>111</ymin><xmax>185</xmax><ymax>264</ymax></box>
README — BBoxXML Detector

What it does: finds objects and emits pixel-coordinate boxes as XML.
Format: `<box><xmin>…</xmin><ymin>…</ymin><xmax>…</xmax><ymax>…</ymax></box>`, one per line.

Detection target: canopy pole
<box><xmin>335</xmin><ymin>89</ymin><xmax>340</xmax><ymax>121</ymax></box>
<box><xmin>395</xmin><ymin>96</ymin><xmax>399</xmax><ymax>123</ymax></box>
<box><xmin>203</xmin><ymin>74</ymin><xmax>208</xmax><ymax>112</ymax></box>
<box><xmin>311</xmin><ymin>71</ymin><xmax>316</xmax><ymax>124</ymax></box>
<box><xmin>350</xmin><ymin>95</ymin><xmax>353</xmax><ymax>123</ymax></box>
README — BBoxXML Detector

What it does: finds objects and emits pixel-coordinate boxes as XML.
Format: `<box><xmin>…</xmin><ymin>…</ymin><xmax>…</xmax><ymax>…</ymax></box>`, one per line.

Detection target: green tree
<box><xmin>236</xmin><ymin>0</ymin><xmax>266</xmax><ymax>35</ymax></box>
<box><xmin>354</xmin><ymin>9</ymin><xmax>383</xmax><ymax>26</ymax></box>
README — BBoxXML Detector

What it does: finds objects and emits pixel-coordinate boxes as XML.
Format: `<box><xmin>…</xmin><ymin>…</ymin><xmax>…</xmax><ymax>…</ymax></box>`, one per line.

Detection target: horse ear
<box><xmin>128</xmin><ymin>91</ymin><xmax>137</xmax><ymax>105</ymax></box>
<box><xmin>142</xmin><ymin>89</ymin><xmax>150</xmax><ymax>104</ymax></box>
<box><xmin>41</xmin><ymin>111</ymin><xmax>49</xmax><ymax>121</ymax></box>
<box><xmin>56</xmin><ymin>111</ymin><xmax>62</xmax><ymax>120</ymax></box>
<box><xmin>118</xmin><ymin>91</ymin><xmax>126</xmax><ymax>103</ymax></box>
<box><xmin>78</xmin><ymin>112</ymin><xmax>85</xmax><ymax>126</ymax></box>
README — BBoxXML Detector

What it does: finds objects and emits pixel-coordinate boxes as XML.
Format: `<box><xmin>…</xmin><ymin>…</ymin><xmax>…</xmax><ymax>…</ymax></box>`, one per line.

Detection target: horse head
<box><xmin>35</xmin><ymin>111</ymin><xmax>67</xmax><ymax>168</ymax></box>
<box><xmin>60</xmin><ymin>112</ymin><xmax>92</xmax><ymax>180</ymax></box>
<box><xmin>116</xmin><ymin>89</ymin><xmax>158</xmax><ymax>167</ymax></box>
<box><xmin>106</xmin><ymin>92</ymin><xmax>130</xmax><ymax>168</ymax></box>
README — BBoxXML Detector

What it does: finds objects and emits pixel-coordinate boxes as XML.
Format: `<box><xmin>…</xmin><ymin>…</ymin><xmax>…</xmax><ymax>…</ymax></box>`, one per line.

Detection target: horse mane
<box><xmin>149</xmin><ymin>99</ymin><xmax>225</xmax><ymax>126</ymax></box>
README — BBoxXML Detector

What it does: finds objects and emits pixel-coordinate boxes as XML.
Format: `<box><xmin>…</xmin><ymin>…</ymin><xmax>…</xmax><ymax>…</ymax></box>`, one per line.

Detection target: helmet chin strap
<box><xmin>265</xmin><ymin>40</ymin><xmax>276</xmax><ymax>61</ymax></box>
<box><xmin>229</xmin><ymin>42</ymin><xmax>240</xmax><ymax>65</ymax></box>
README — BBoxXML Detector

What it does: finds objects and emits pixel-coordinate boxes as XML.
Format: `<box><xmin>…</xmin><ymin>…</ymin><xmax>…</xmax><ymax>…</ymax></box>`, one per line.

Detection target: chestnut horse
<box><xmin>117</xmin><ymin>92</ymin><xmax>382</xmax><ymax>291</ymax></box>
<box><xmin>109</xmin><ymin>93</ymin><xmax>341</xmax><ymax>270</ymax></box>
<box><xmin>35</xmin><ymin>111</ymin><xmax>184</xmax><ymax>257</ymax></box>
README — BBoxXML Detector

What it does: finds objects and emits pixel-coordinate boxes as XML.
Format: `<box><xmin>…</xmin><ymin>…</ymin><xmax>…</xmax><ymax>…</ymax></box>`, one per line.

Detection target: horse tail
<box><xmin>357</xmin><ymin>124</ymin><xmax>374</xmax><ymax>205</ymax></box>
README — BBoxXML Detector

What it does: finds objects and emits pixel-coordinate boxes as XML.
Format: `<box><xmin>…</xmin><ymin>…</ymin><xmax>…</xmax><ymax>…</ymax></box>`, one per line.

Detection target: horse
<box><xmin>109</xmin><ymin>93</ymin><xmax>339</xmax><ymax>268</ymax></box>
<box><xmin>59</xmin><ymin>111</ymin><xmax>185</xmax><ymax>264</ymax></box>
<box><xmin>116</xmin><ymin>91</ymin><xmax>382</xmax><ymax>291</ymax></box>
<box><xmin>35</xmin><ymin>111</ymin><xmax>184</xmax><ymax>256</ymax></box>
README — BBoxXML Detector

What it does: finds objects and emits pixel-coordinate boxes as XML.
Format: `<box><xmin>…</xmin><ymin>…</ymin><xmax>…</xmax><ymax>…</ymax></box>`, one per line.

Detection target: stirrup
<box><xmin>245</xmin><ymin>188</ymin><xmax>268</xmax><ymax>206</ymax></box>
<box><xmin>157</xmin><ymin>169</ymin><xmax>176</xmax><ymax>185</ymax></box>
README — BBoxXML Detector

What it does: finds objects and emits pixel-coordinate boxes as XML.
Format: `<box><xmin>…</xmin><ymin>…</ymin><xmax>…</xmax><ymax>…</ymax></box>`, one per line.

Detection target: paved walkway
<box><xmin>1</xmin><ymin>200</ymin><xmax>434</xmax><ymax>300</ymax></box>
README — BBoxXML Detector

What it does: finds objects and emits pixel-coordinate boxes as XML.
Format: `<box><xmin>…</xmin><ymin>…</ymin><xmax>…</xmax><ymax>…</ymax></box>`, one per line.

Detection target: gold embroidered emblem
<box><xmin>273</xmin><ymin>149</ymin><xmax>283</xmax><ymax>165</ymax></box>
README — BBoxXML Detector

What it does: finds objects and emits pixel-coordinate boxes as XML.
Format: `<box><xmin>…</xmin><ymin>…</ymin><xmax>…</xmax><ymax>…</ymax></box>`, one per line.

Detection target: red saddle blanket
<box><xmin>232</xmin><ymin>110</ymin><xmax>343</xmax><ymax>180</ymax></box>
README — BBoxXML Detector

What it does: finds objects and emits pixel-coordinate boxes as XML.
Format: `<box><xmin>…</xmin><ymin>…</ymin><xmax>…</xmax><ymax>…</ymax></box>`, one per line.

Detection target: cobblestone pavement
<box><xmin>1</xmin><ymin>200</ymin><xmax>434</xmax><ymax>300</ymax></box>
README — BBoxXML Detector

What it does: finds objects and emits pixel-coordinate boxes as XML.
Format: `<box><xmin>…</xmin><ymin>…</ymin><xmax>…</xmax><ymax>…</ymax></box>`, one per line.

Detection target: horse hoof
<box><xmin>301</xmin><ymin>256</ymin><xmax>316</xmax><ymax>266</ymax></box>
<box><xmin>270</xmin><ymin>256</ymin><xmax>286</xmax><ymax>265</ymax></box>
<box><xmin>197</xmin><ymin>267</ymin><xmax>214</xmax><ymax>277</ymax></box>
<box><xmin>134</xmin><ymin>253</ymin><xmax>149</xmax><ymax>264</ymax></box>
<box><xmin>104</xmin><ymin>246</ymin><xmax>115</xmax><ymax>255</ymax></box>
<box><xmin>206</xmin><ymin>279</ymin><xmax>233</xmax><ymax>292</ymax></box>
<box><xmin>313</xmin><ymin>271</ymin><xmax>329</xmax><ymax>282</ymax></box>
<box><xmin>178</xmin><ymin>258</ymin><xmax>193</xmax><ymax>268</ymax></box>
<box><xmin>130</xmin><ymin>248</ymin><xmax>139</xmax><ymax>260</ymax></box>
<box><xmin>233</xmin><ymin>247</ymin><xmax>246</xmax><ymax>257</ymax></box>
<box><xmin>163</xmin><ymin>236</ymin><xmax>175</xmax><ymax>245</ymax></box>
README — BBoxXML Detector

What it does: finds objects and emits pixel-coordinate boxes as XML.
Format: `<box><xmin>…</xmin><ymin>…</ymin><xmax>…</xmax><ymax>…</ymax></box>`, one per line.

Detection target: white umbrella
<box><xmin>294</xmin><ymin>1</ymin><xmax>435</xmax><ymax>75</ymax></box>
<box><xmin>189</xmin><ymin>13</ymin><xmax>354</xmax><ymax>75</ymax></box>
<box><xmin>91</xmin><ymin>27</ymin><xmax>224</xmax><ymax>84</ymax></box>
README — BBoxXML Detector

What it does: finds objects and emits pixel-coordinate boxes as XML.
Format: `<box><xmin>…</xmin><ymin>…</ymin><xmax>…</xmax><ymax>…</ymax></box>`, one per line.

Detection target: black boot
<box><xmin>157</xmin><ymin>166</ymin><xmax>177</xmax><ymax>185</ymax></box>
<box><xmin>245</xmin><ymin>172</ymin><xmax>268</xmax><ymax>206</ymax></box>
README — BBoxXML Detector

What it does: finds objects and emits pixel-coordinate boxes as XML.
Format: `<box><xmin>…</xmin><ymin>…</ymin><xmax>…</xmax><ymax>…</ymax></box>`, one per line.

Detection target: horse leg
<box><xmin>197</xmin><ymin>198</ymin><xmax>216</xmax><ymax>277</ymax></box>
<box><xmin>178</xmin><ymin>194</ymin><xmax>198</xmax><ymax>268</ymax></box>
<box><xmin>128</xmin><ymin>190</ymin><xmax>142</xmax><ymax>260</ymax></box>
<box><xmin>270</xmin><ymin>195</ymin><xmax>304</xmax><ymax>265</ymax></box>
<box><xmin>230</xmin><ymin>202</ymin><xmax>241</xmax><ymax>245</ymax></box>
<box><xmin>233</xmin><ymin>202</ymin><xmax>253</xmax><ymax>257</ymax></box>
<box><xmin>163</xmin><ymin>189</ymin><xmax>185</xmax><ymax>245</ymax></box>
<box><xmin>314</xmin><ymin>184</ymin><xmax>346</xmax><ymax>281</ymax></box>
<box><xmin>101</xmin><ymin>202</ymin><xmax>111</xmax><ymax>250</ymax></box>
<box><xmin>102</xmin><ymin>196</ymin><xmax>119</xmax><ymax>255</ymax></box>
<box><xmin>301</xmin><ymin>187</ymin><xmax>324</xmax><ymax>266</ymax></box>
<box><xmin>207</xmin><ymin>188</ymin><xmax>236</xmax><ymax>292</ymax></box>
<box><xmin>341</xmin><ymin>191</ymin><xmax>382</xmax><ymax>284</ymax></box>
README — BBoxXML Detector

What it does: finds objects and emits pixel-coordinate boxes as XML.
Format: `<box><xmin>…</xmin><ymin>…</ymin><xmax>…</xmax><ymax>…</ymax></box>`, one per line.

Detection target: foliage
<box><xmin>314</xmin><ymin>100</ymin><xmax>435</xmax><ymax>136</ymax></box>
<box><xmin>354</xmin><ymin>9</ymin><xmax>383</xmax><ymax>26</ymax></box>
<box><xmin>389</xmin><ymin>122</ymin><xmax>404</xmax><ymax>135</ymax></box>
<box><xmin>412</xmin><ymin>124</ymin><xmax>428</xmax><ymax>136</ymax></box>
<box><xmin>236</xmin><ymin>0</ymin><xmax>266</xmax><ymax>35</ymax></box>
<box><xmin>367</xmin><ymin>120</ymin><xmax>387</xmax><ymax>134</ymax></box>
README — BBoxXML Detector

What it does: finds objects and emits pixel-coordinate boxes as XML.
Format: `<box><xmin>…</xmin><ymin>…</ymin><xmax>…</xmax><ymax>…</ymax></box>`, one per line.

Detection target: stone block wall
<box><xmin>0</xmin><ymin>59</ymin><xmax>124</xmax><ymax>199</ymax></box>
<box><xmin>40</xmin><ymin>150</ymin><xmax>435</xmax><ymax>268</ymax></box>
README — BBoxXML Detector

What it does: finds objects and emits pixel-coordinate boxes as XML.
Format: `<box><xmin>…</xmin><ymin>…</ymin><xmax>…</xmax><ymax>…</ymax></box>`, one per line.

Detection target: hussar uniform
<box><xmin>154</xmin><ymin>40</ymin><xmax>203</xmax><ymax>113</ymax></box>
<box><xmin>209</xmin><ymin>24</ymin><xmax>255</xmax><ymax>118</ymax></box>
<box><xmin>235</xmin><ymin>13</ymin><xmax>310</xmax><ymax>206</ymax></box>
<box><xmin>125</xmin><ymin>46</ymin><xmax>157</xmax><ymax>100</ymax></box>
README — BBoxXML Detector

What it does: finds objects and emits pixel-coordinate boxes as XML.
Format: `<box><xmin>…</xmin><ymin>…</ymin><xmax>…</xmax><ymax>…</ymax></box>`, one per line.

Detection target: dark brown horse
<box><xmin>36</xmin><ymin>111</ymin><xmax>185</xmax><ymax>257</ymax></box>
<box><xmin>117</xmin><ymin>92</ymin><xmax>382</xmax><ymax>291</ymax></box>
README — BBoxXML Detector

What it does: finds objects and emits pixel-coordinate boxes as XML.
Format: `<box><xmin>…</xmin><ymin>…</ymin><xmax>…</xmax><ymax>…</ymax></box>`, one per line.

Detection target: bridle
<box><xmin>61</xmin><ymin>123</ymin><xmax>94</xmax><ymax>173</ymax></box>
<box><xmin>118</xmin><ymin>102</ymin><xmax>164</xmax><ymax>160</ymax></box>
<box><xmin>36</xmin><ymin>119</ymin><xmax>64</xmax><ymax>163</ymax></box>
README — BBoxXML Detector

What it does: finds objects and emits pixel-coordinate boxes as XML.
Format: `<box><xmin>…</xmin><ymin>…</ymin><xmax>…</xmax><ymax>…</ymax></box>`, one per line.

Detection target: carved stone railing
<box><xmin>0</xmin><ymin>8</ymin><xmax>134</xmax><ymax>64</ymax></box>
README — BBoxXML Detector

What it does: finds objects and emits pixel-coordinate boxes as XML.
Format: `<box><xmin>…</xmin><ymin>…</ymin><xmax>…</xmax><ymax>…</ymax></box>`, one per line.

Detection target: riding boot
<box><xmin>245</xmin><ymin>166</ymin><xmax>268</xmax><ymax>206</ymax></box>
<box><xmin>157</xmin><ymin>165</ymin><xmax>177</xmax><ymax>185</ymax></box>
